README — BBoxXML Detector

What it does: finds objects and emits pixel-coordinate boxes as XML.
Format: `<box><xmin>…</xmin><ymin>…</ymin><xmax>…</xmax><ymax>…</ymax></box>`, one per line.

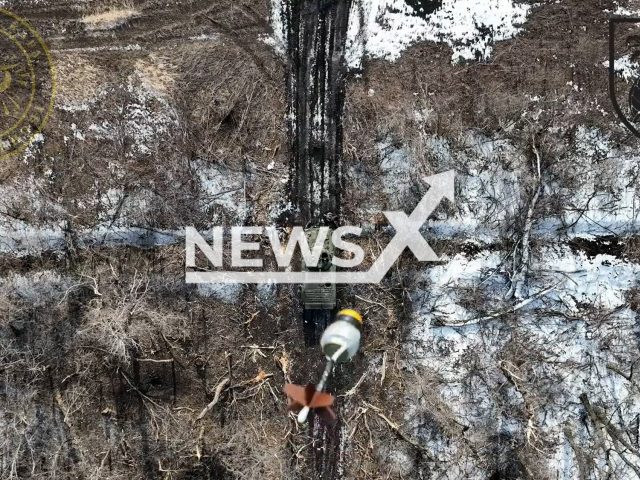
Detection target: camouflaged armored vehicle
<box><xmin>300</xmin><ymin>225</ymin><xmax>336</xmax><ymax>310</ymax></box>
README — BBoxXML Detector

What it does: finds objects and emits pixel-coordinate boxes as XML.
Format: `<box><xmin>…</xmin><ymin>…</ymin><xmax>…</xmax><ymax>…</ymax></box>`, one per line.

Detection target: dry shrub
<box><xmin>409</xmin><ymin>366</ymin><xmax>467</xmax><ymax>438</ymax></box>
<box><xmin>78</xmin><ymin>264</ymin><xmax>192</xmax><ymax>363</ymax></box>
<box><xmin>175</xmin><ymin>42</ymin><xmax>285</xmax><ymax>164</ymax></box>
<box><xmin>626</xmin><ymin>288</ymin><xmax>640</xmax><ymax>312</ymax></box>
<box><xmin>210</xmin><ymin>419</ymin><xmax>293</xmax><ymax>479</ymax></box>
<box><xmin>625</xmin><ymin>236</ymin><xmax>640</xmax><ymax>263</ymax></box>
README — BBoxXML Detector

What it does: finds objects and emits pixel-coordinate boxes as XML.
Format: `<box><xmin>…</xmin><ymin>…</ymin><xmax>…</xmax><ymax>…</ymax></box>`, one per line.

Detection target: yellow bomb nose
<box><xmin>337</xmin><ymin>309</ymin><xmax>362</xmax><ymax>323</ymax></box>
<box><xmin>335</xmin><ymin>310</ymin><xmax>362</xmax><ymax>330</ymax></box>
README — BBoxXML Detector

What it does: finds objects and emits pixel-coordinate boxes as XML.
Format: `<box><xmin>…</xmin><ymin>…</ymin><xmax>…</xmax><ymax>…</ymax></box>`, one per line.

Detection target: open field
<box><xmin>1</xmin><ymin>0</ymin><xmax>640</xmax><ymax>479</ymax></box>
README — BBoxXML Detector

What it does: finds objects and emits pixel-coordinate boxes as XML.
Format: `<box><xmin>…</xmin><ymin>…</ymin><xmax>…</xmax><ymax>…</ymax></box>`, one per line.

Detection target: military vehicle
<box><xmin>300</xmin><ymin>223</ymin><xmax>336</xmax><ymax>310</ymax></box>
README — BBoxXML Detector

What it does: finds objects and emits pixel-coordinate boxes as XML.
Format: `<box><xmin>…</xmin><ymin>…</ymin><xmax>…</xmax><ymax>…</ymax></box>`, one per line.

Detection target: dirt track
<box><xmin>284</xmin><ymin>0</ymin><xmax>351</xmax><ymax>225</ymax></box>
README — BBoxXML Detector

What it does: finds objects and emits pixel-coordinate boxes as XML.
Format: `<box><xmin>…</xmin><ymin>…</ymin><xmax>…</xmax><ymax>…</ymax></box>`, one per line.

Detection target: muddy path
<box><xmin>283</xmin><ymin>1</ymin><xmax>353</xmax><ymax>477</ymax></box>
<box><xmin>284</xmin><ymin>0</ymin><xmax>352</xmax><ymax>225</ymax></box>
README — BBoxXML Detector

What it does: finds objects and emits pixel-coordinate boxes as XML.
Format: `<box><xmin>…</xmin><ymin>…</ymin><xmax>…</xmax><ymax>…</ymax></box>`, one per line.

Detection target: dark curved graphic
<box><xmin>629</xmin><ymin>77</ymin><xmax>640</xmax><ymax>122</ymax></box>
<box><xmin>609</xmin><ymin>15</ymin><xmax>640</xmax><ymax>138</ymax></box>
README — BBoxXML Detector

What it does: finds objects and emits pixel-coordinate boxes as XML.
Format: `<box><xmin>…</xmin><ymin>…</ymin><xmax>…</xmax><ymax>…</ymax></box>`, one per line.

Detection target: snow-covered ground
<box><xmin>394</xmin><ymin>125</ymin><xmax>640</xmax><ymax>477</ymax></box>
<box><xmin>270</xmin><ymin>0</ymin><xmax>532</xmax><ymax>66</ymax></box>
<box><xmin>371</xmin><ymin>127</ymin><xmax>640</xmax><ymax>243</ymax></box>
<box><xmin>348</xmin><ymin>0</ymin><xmax>531</xmax><ymax>65</ymax></box>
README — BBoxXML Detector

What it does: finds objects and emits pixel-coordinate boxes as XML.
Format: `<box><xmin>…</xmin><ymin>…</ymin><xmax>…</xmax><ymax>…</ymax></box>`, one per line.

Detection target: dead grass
<box><xmin>134</xmin><ymin>54</ymin><xmax>177</xmax><ymax>94</ymax></box>
<box><xmin>175</xmin><ymin>41</ymin><xmax>285</xmax><ymax>163</ymax></box>
<box><xmin>82</xmin><ymin>7</ymin><xmax>140</xmax><ymax>31</ymax></box>
<box><xmin>53</xmin><ymin>54</ymin><xmax>103</xmax><ymax>105</ymax></box>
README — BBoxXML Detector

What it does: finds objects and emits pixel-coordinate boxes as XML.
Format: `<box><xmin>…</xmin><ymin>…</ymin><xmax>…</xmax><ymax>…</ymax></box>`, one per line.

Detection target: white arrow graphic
<box><xmin>364</xmin><ymin>170</ymin><xmax>455</xmax><ymax>283</ymax></box>
<box><xmin>185</xmin><ymin>170</ymin><xmax>455</xmax><ymax>284</ymax></box>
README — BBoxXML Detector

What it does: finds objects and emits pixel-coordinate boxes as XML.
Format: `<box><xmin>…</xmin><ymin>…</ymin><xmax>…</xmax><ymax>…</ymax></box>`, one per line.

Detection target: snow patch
<box><xmin>197</xmin><ymin>283</ymin><xmax>244</xmax><ymax>303</ymax></box>
<box><xmin>270</xmin><ymin>0</ymin><xmax>532</xmax><ymax>65</ymax></box>
<box><xmin>354</xmin><ymin>0</ymin><xmax>531</xmax><ymax>65</ymax></box>
<box><xmin>607</xmin><ymin>54</ymin><xmax>639</xmax><ymax>81</ymax></box>
<box><xmin>532</xmin><ymin>245</ymin><xmax>640</xmax><ymax>311</ymax></box>
<box><xmin>405</xmin><ymin>242</ymin><xmax>640</xmax><ymax>477</ymax></box>
<box><xmin>193</xmin><ymin>161</ymin><xmax>249</xmax><ymax>223</ymax></box>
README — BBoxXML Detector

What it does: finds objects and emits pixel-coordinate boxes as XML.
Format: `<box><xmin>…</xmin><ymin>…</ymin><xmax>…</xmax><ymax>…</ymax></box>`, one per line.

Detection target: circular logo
<box><xmin>0</xmin><ymin>9</ymin><xmax>55</xmax><ymax>160</ymax></box>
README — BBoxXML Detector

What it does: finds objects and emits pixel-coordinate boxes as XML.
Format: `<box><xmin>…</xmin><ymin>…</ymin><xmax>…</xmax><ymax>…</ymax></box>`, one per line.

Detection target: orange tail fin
<box><xmin>283</xmin><ymin>384</ymin><xmax>336</xmax><ymax>425</ymax></box>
